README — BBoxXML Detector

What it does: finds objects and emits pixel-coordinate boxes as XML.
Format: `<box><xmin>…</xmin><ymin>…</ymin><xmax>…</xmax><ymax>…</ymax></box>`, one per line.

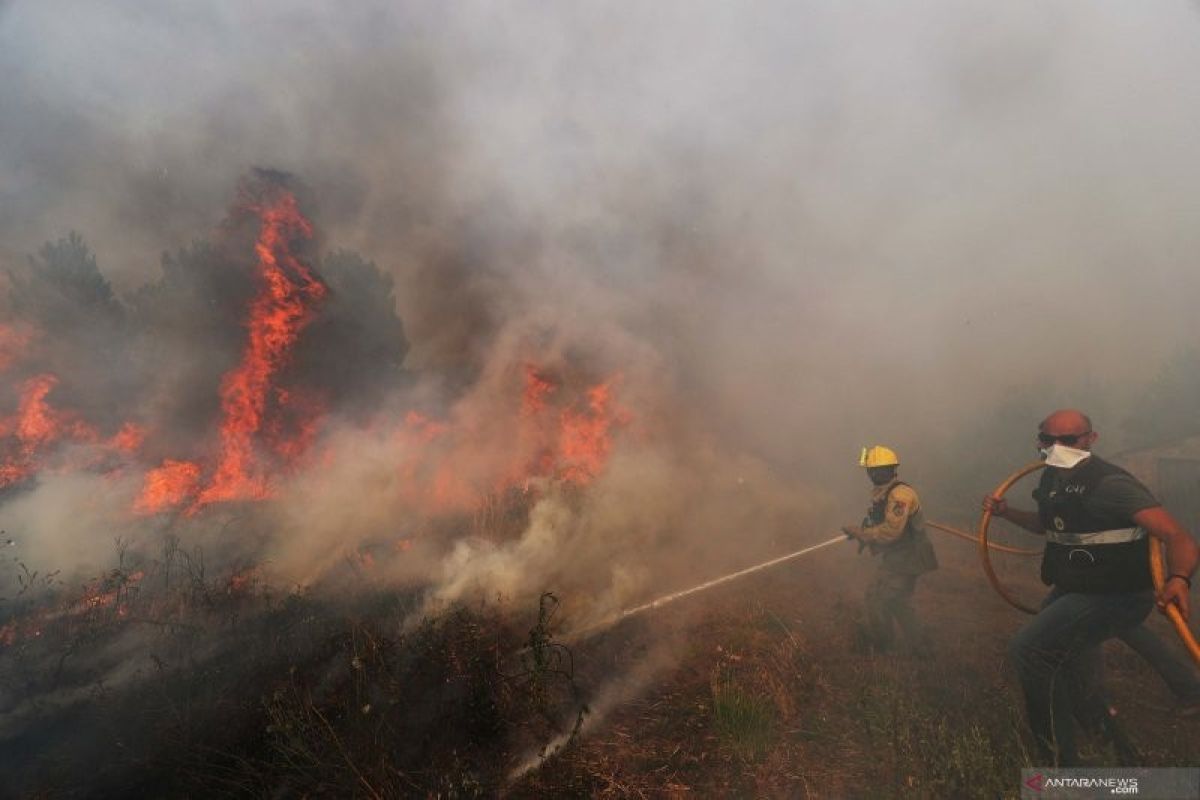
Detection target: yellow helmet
<box><xmin>859</xmin><ymin>445</ymin><xmax>899</xmax><ymax>468</ymax></box>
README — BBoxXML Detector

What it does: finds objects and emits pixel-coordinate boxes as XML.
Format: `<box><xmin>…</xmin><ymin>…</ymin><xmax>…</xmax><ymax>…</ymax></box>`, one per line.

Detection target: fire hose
<box><xmin>979</xmin><ymin>460</ymin><xmax>1200</xmax><ymax>668</ymax></box>
<box><xmin>566</xmin><ymin>534</ymin><xmax>847</xmax><ymax>641</ymax></box>
<box><xmin>566</xmin><ymin>517</ymin><xmax>1034</xmax><ymax>642</ymax></box>
<box><xmin>566</xmin><ymin>515</ymin><xmax>1036</xmax><ymax>642</ymax></box>
<box><xmin>925</xmin><ymin>520</ymin><xmax>1040</xmax><ymax>556</ymax></box>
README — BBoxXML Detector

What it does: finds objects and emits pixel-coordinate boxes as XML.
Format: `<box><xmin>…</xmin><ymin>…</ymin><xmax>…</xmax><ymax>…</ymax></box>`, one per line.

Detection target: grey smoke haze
<box><xmin>6</xmin><ymin>5</ymin><xmax>1200</xmax><ymax>783</ymax></box>
<box><xmin>4</xmin><ymin>1</ymin><xmax>1200</xmax><ymax>549</ymax></box>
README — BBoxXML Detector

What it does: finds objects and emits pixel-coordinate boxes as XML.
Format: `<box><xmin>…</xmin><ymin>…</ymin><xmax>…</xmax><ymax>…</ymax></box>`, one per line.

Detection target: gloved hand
<box><xmin>842</xmin><ymin>526</ymin><xmax>868</xmax><ymax>555</ymax></box>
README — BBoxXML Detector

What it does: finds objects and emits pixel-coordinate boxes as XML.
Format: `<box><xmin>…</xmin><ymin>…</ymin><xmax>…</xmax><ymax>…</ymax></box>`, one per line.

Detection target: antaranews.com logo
<box><xmin>1025</xmin><ymin>773</ymin><xmax>1139</xmax><ymax>795</ymax></box>
<box><xmin>1022</xmin><ymin>768</ymin><xmax>1198</xmax><ymax>799</ymax></box>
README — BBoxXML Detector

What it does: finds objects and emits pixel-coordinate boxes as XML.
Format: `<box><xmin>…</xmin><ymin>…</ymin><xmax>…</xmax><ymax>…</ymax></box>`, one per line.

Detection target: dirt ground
<box><xmin>511</xmin><ymin>523</ymin><xmax>1200</xmax><ymax>799</ymax></box>
<box><xmin>3</xmin><ymin>519</ymin><xmax>1195</xmax><ymax>798</ymax></box>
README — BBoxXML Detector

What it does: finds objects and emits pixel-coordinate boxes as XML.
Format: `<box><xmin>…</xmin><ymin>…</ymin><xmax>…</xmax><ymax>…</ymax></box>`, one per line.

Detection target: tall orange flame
<box><xmin>134</xmin><ymin>188</ymin><xmax>328</xmax><ymax>515</ymax></box>
<box><xmin>195</xmin><ymin>189</ymin><xmax>326</xmax><ymax>506</ymax></box>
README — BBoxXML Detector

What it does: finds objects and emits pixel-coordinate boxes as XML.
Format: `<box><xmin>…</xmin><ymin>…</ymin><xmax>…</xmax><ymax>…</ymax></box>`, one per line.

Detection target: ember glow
<box><xmin>76</xmin><ymin>568</ymin><xmax>145</xmax><ymax>614</ymax></box>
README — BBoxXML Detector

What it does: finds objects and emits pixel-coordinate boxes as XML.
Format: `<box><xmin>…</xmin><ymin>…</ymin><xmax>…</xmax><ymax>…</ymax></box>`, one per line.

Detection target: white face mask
<box><xmin>1040</xmin><ymin>443</ymin><xmax>1091</xmax><ymax>469</ymax></box>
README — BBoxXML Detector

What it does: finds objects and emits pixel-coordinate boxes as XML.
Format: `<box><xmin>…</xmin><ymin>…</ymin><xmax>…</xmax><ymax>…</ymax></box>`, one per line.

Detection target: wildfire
<box><xmin>196</xmin><ymin>188</ymin><xmax>327</xmax><ymax>505</ymax></box>
<box><xmin>393</xmin><ymin>366</ymin><xmax>631</xmax><ymax>518</ymax></box>
<box><xmin>107</xmin><ymin>422</ymin><xmax>147</xmax><ymax>454</ymax></box>
<box><xmin>0</xmin><ymin>569</ymin><xmax>148</xmax><ymax>649</ymax></box>
<box><xmin>512</xmin><ymin>367</ymin><xmax>628</xmax><ymax>488</ymax></box>
<box><xmin>3</xmin><ymin>176</ymin><xmax>634</xmax><ymax>533</ymax></box>
<box><xmin>134</xmin><ymin>459</ymin><xmax>202</xmax><ymax>515</ymax></box>
<box><xmin>137</xmin><ymin>185</ymin><xmax>328</xmax><ymax>514</ymax></box>
<box><xmin>0</xmin><ymin>374</ymin><xmax>98</xmax><ymax>489</ymax></box>
<box><xmin>76</xmin><ymin>569</ymin><xmax>145</xmax><ymax>614</ymax></box>
<box><xmin>559</xmin><ymin>380</ymin><xmax>624</xmax><ymax>484</ymax></box>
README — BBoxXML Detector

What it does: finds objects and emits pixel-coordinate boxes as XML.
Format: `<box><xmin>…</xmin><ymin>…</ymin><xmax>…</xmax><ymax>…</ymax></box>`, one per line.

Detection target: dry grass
<box><xmin>513</xmin><ymin>542</ymin><xmax>1200</xmax><ymax>798</ymax></box>
<box><xmin>5</xmin><ymin>529</ymin><xmax>1198</xmax><ymax>797</ymax></box>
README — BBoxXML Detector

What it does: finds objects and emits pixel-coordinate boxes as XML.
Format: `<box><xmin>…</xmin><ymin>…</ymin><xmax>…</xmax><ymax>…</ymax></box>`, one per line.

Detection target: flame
<box><xmin>390</xmin><ymin>367</ymin><xmax>631</xmax><ymax>519</ymax></box>
<box><xmin>135</xmin><ymin>186</ymin><xmax>328</xmax><ymax>514</ymax></box>
<box><xmin>513</xmin><ymin>369</ymin><xmax>628</xmax><ymax>487</ymax></box>
<box><xmin>0</xmin><ymin>374</ymin><xmax>98</xmax><ymax>489</ymax></box>
<box><xmin>558</xmin><ymin>380</ymin><xmax>622</xmax><ymax>484</ymax></box>
<box><xmin>517</xmin><ymin>365</ymin><xmax>559</xmax><ymax>478</ymax></box>
<box><xmin>195</xmin><ymin>189</ymin><xmax>326</xmax><ymax>506</ymax></box>
<box><xmin>0</xmin><ymin>569</ymin><xmax>152</xmax><ymax>648</ymax></box>
<box><xmin>2</xmin><ymin>178</ymin><xmax>631</xmax><ymax>535</ymax></box>
<box><xmin>134</xmin><ymin>459</ymin><xmax>202</xmax><ymax>515</ymax></box>
<box><xmin>76</xmin><ymin>570</ymin><xmax>145</xmax><ymax>613</ymax></box>
<box><xmin>107</xmin><ymin>422</ymin><xmax>146</xmax><ymax>454</ymax></box>
<box><xmin>13</xmin><ymin>374</ymin><xmax>87</xmax><ymax>448</ymax></box>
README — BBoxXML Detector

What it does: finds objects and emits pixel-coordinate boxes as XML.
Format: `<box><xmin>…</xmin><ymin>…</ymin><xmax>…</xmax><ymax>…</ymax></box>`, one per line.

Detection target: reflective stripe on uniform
<box><xmin>1044</xmin><ymin>527</ymin><xmax>1145</xmax><ymax>545</ymax></box>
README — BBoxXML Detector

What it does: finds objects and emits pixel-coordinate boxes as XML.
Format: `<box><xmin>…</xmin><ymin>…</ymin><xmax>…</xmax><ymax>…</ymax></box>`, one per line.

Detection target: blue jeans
<box><xmin>1008</xmin><ymin>588</ymin><xmax>1154</xmax><ymax>766</ymax></box>
<box><xmin>1119</xmin><ymin>624</ymin><xmax>1200</xmax><ymax>703</ymax></box>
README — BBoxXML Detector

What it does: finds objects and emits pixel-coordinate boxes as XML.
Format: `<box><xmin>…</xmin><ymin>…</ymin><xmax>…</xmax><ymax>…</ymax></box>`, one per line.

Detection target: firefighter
<box><xmin>842</xmin><ymin>445</ymin><xmax>939</xmax><ymax>655</ymax></box>
<box><xmin>983</xmin><ymin>408</ymin><xmax>1199</xmax><ymax>766</ymax></box>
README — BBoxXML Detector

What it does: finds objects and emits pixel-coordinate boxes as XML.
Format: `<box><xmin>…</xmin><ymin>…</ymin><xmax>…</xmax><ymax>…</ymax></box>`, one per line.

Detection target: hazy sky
<box><xmin>4</xmin><ymin>0</ymin><xmax>1200</xmax><ymax>479</ymax></box>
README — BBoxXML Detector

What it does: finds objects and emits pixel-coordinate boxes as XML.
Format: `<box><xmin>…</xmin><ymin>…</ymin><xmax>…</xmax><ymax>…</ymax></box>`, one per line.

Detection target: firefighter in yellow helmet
<box><xmin>842</xmin><ymin>445</ymin><xmax>938</xmax><ymax>654</ymax></box>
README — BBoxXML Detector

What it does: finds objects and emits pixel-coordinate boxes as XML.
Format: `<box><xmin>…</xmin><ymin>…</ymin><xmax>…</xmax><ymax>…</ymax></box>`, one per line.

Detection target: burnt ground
<box><xmin>2</xmin><ymin>522</ymin><xmax>1197</xmax><ymax>799</ymax></box>
<box><xmin>512</xmin><ymin>524</ymin><xmax>1200</xmax><ymax>799</ymax></box>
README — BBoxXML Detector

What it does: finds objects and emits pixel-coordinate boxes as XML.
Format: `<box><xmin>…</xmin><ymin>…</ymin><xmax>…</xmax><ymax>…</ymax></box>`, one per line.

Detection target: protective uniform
<box><xmin>1034</xmin><ymin>456</ymin><xmax>1151</xmax><ymax>593</ymax></box>
<box><xmin>845</xmin><ymin>449</ymin><xmax>938</xmax><ymax>654</ymax></box>
<box><xmin>1009</xmin><ymin>454</ymin><xmax>1160</xmax><ymax>766</ymax></box>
